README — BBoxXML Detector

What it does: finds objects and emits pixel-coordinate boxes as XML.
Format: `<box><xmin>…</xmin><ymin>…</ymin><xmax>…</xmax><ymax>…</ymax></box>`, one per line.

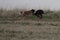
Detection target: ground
<box><xmin>0</xmin><ymin>19</ymin><xmax>60</xmax><ymax>40</ymax></box>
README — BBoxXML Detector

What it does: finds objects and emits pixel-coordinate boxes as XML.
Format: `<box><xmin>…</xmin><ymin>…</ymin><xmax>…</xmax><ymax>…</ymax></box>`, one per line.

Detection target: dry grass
<box><xmin>0</xmin><ymin>20</ymin><xmax>60</xmax><ymax>40</ymax></box>
<box><xmin>0</xmin><ymin>9</ymin><xmax>60</xmax><ymax>40</ymax></box>
<box><xmin>0</xmin><ymin>9</ymin><xmax>60</xmax><ymax>20</ymax></box>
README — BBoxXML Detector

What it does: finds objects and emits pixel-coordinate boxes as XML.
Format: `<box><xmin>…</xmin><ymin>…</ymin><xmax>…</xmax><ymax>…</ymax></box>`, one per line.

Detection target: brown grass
<box><xmin>0</xmin><ymin>20</ymin><xmax>60</xmax><ymax>40</ymax></box>
<box><xmin>0</xmin><ymin>9</ymin><xmax>60</xmax><ymax>40</ymax></box>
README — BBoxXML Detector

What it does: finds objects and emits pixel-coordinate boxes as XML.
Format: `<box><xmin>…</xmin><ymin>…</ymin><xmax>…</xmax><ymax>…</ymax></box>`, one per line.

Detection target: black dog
<box><xmin>34</xmin><ymin>9</ymin><xmax>44</xmax><ymax>19</ymax></box>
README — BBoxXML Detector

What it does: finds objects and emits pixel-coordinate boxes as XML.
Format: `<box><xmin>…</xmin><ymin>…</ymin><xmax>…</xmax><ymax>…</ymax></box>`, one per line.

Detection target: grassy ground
<box><xmin>0</xmin><ymin>20</ymin><xmax>60</xmax><ymax>40</ymax></box>
<box><xmin>0</xmin><ymin>9</ymin><xmax>60</xmax><ymax>40</ymax></box>
<box><xmin>0</xmin><ymin>9</ymin><xmax>60</xmax><ymax>19</ymax></box>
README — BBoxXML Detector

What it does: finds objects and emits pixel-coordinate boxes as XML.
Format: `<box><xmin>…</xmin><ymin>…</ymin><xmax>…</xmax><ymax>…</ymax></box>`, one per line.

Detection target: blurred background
<box><xmin>0</xmin><ymin>0</ymin><xmax>60</xmax><ymax>10</ymax></box>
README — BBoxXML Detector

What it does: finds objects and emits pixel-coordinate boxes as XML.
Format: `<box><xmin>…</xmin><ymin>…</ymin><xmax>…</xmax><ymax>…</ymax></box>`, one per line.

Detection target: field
<box><xmin>0</xmin><ymin>9</ymin><xmax>60</xmax><ymax>40</ymax></box>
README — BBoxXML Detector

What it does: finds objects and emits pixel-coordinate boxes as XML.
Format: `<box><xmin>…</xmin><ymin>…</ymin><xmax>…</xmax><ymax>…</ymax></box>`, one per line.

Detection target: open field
<box><xmin>0</xmin><ymin>9</ymin><xmax>60</xmax><ymax>40</ymax></box>
<box><xmin>0</xmin><ymin>19</ymin><xmax>60</xmax><ymax>40</ymax></box>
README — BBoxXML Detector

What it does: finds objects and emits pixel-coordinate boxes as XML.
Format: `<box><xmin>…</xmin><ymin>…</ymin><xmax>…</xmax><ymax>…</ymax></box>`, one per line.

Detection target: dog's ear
<box><xmin>31</xmin><ymin>9</ymin><xmax>35</xmax><ymax>13</ymax></box>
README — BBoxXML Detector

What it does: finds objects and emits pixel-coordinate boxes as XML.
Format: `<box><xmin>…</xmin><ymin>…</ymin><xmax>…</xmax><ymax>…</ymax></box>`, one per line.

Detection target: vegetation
<box><xmin>0</xmin><ymin>9</ymin><xmax>60</xmax><ymax>20</ymax></box>
<box><xmin>0</xmin><ymin>9</ymin><xmax>60</xmax><ymax>40</ymax></box>
<box><xmin>35</xmin><ymin>23</ymin><xmax>42</xmax><ymax>26</ymax></box>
